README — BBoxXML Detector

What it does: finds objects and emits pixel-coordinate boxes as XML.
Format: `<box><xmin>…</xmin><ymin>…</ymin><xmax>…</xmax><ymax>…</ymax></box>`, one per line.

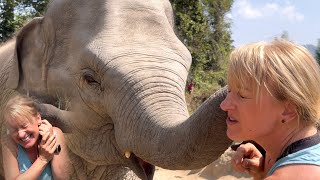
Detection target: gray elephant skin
<box><xmin>0</xmin><ymin>0</ymin><xmax>231</xmax><ymax>179</ymax></box>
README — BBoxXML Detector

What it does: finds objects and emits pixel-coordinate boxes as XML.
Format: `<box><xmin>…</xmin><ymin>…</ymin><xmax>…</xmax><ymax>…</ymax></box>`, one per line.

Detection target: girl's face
<box><xmin>7</xmin><ymin>114</ymin><xmax>41</xmax><ymax>149</ymax></box>
<box><xmin>220</xmin><ymin>84</ymin><xmax>285</xmax><ymax>142</ymax></box>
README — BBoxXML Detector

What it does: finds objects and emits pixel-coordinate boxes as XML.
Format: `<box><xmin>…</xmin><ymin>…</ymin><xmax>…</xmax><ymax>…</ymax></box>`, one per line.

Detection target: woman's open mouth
<box><xmin>21</xmin><ymin>134</ymin><xmax>32</xmax><ymax>142</ymax></box>
<box><xmin>20</xmin><ymin>134</ymin><xmax>34</xmax><ymax>145</ymax></box>
<box><xmin>226</xmin><ymin>117</ymin><xmax>238</xmax><ymax>125</ymax></box>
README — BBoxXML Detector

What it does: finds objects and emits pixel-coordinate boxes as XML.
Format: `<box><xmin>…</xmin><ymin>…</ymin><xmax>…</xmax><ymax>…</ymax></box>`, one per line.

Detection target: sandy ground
<box><xmin>153</xmin><ymin>148</ymin><xmax>252</xmax><ymax>180</ymax></box>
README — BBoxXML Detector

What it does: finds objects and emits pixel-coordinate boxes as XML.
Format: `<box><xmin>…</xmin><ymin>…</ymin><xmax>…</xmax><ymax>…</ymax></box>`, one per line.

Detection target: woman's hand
<box><xmin>38</xmin><ymin>119</ymin><xmax>54</xmax><ymax>137</ymax></box>
<box><xmin>38</xmin><ymin>120</ymin><xmax>57</xmax><ymax>163</ymax></box>
<box><xmin>38</xmin><ymin>131</ymin><xmax>57</xmax><ymax>163</ymax></box>
<box><xmin>231</xmin><ymin>143</ymin><xmax>265</xmax><ymax>180</ymax></box>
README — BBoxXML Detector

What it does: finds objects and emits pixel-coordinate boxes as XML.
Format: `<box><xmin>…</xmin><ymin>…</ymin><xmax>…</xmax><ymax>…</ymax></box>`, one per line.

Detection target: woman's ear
<box><xmin>281</xmin><ymin>101</ymin><xmax>298</xmax><ymax>123</ymax></box>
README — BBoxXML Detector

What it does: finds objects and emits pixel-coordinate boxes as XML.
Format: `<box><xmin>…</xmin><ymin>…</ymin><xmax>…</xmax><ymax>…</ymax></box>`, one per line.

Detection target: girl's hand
<box><xmin>231</xmin><ymin>143</ymin><xmax>265</xmax><ymax>179</ymax></box>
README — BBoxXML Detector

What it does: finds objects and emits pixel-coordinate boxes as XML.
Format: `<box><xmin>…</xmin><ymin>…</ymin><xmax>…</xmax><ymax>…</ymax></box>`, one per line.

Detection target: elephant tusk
<box><xmin>124</xmin><ymin>151</ymin><xmax>131</xmax><ymax>159</ymax></box>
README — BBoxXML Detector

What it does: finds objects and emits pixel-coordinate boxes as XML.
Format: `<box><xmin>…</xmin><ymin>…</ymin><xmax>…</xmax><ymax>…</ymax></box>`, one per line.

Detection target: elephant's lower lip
<box><xmin>139</xmin><ymin>159</ymin><xmax>155</xmax><ymax>180</ymax></box>
<box><xmin>129</xmin><ymin>153</ymin><xmax>155</xmax><ymax>180</ymax></box>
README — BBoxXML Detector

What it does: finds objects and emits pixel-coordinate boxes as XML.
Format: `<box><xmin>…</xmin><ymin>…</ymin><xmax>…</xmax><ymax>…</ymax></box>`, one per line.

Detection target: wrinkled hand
<box><xmin>231</xmin><ymin>143</ymin><xmax>265</xmax><ymax>179</ymax></box>
<box><xmin>38</xmin><ymin>120</ymin><xmax>57</xmax><ymax>163</ymax></box>
<box><xmin>38</xmin><ymin>131</ymin><xmax>57</xmax><ymax>163</ymax></box>
<box><xmin>38</xmin><ymin>119</ymin><xmax>54</xmax><ymax>137</ymax></box>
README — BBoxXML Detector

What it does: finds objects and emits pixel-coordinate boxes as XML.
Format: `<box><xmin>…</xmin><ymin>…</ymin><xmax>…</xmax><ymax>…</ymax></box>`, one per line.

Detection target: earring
<box><xmin>281</xmin><ymin>119</ymin><xmax>286</xmax><ymax>123</ymax></box>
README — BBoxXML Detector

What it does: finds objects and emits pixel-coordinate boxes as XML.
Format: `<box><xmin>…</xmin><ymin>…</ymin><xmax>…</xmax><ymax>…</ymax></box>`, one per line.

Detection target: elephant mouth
<box><xmin>128</xmin><ymin>153</ymin><xmax>155</xmax><ymax>180</ymax></box>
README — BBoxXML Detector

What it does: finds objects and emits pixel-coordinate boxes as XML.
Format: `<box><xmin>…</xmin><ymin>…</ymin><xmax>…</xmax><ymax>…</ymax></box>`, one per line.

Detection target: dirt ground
<box><xmin>153</xmin><ymin>148</ymin><xmax>252</xmax><ymax>180</ymax></box>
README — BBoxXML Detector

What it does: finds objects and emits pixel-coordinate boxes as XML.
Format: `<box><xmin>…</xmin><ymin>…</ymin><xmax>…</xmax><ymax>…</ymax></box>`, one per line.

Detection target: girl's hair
<box><xmin>3</xmin><ymin>94</ymin><xmax>39</xmax><ymax>124</ymax></box>
<box><xmin>228</xmin><ymin>39</ymin><xmax>320</xmax><ymax>126</ymax></box>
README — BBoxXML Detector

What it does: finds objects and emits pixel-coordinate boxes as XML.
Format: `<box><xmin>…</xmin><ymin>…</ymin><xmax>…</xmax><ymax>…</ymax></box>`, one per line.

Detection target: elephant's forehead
<box><xmin>48</xmin><ymin>0</ymin><xmax>177</xmax><ymax>45</ymax></box>
<box><xmin>70</xmin><ymin>30</ymin><xmax>191</xmax><ymax>73</ymax></box>
<box><xmin>61</xmin><ymin>0</ymin><xmax>191</xmax><ymax>73</ymax></box>
<box><xmin>68</xmin><ymin>1</ymin><xmax>177</xmax><ymax>45</ymax></box>
<box><xmin>77</xmin><ymin>42</ymin><xmax>190</xmax><ymax>77</ymax></box>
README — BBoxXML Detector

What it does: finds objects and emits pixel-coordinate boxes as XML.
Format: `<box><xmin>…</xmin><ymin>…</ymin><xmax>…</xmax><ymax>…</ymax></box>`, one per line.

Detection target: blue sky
<box><xmin>229</xmin><ymin>0</ymin><xmax>320</xmax><ymax>47</ymax></box>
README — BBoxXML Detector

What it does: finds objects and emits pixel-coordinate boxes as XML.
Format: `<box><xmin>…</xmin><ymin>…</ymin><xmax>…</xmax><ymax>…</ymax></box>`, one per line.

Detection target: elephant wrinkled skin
<box><xmin>0</xmin><ymin>0</ymin><xmax>231</xmax><ymax>179</ymax></box>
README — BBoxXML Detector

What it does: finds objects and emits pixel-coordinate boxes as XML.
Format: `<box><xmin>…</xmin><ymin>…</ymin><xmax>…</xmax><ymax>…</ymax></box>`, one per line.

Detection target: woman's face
<box><xmin>7</xmin><ymin>114</ymin><xmax>41</xmax><ymax>149</ymax></box>
<box><xmin>220</xmin><ymin>84</ymin><xmax>285</xmax><ymax>142</ymax></box>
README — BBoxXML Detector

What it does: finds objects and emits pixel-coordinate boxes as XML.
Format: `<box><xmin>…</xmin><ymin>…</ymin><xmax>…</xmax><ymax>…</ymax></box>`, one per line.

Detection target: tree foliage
<box><xmin>280</xmin><ymin>30</ymin><xmax>289</xmax><ymax>40</ymax></box>
<box><xmin>0</xmin><ymin>0</ymin><xmax>16</xmax><ymax>41</ymax></box>
<box><xmin>0</xmin><ymin>0</ymin><xmax>49</xmax><ymax>42</ymax></box>
<box><xmin>316</xmin><ymin>39</ymin><xmax>320</xmax><ymax>65</ymax></box>
<box><xmin>171</xmin><ymin>0</ymin><xmax>233</xmax><ymax>90</ymax></box>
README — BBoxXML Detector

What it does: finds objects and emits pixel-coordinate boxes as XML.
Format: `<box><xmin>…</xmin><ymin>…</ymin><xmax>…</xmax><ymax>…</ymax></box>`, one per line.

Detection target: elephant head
<box><xmin>3</xmin><ymin>0</ymin><xmax>231</xmax><ymax>179</ymax></box>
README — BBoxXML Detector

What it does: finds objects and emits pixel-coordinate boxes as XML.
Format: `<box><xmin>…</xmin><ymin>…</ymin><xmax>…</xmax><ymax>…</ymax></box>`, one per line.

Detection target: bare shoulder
<box><xmin>266</xmin><ymin>164</ymin><xmax>320</xmax><ymax>180</ymax></box>
<box><xmin>53</xmin><ymin>127</ymin><xmax>64</xmax><ymax>137</ymax></box>
<box><xmin>52</xmin><ymin>127</ymin><xmax>66</xmax><ymax>146</ymax></box>
<box><xmin>51</xmin><ymin>127</ymin><xmax>72</xmax><ymax>179</ymax></box>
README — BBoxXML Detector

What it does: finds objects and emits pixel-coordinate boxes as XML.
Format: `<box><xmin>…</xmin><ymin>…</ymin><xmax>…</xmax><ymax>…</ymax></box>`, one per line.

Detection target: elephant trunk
<box><xmin>115</xmin><ymin>77</ymin><xmax>231</xmax><ymax>170</ymax></box>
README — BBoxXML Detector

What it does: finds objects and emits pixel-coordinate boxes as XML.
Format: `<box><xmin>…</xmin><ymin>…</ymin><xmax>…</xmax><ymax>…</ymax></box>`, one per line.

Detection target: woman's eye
<box><xmin>237</xmin><ymin>92</ymin><xmax>246</xmax><ymax>99</ymax></box>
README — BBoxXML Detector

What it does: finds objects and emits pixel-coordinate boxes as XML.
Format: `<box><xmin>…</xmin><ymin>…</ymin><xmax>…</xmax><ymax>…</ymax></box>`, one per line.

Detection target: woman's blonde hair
<box><xmin>3</xmin><ymin>94</ymin><xmax>39</xmax><ymax>124</ymax></box>
<box><xmin>228</xmin><ymin>39</ymin><xmax>320</xmax><ymax>126</ymax></box>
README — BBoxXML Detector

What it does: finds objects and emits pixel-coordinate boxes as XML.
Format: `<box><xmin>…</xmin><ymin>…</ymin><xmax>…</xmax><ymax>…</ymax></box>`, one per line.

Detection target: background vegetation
<box><xmin>0</xmin><ymin>0</ymin><xmax>233</xmax><ymax>112</ymax></box>
<box><xmin>171</xmin><ymin>0</ymin><xmax>233</xmax><ymax>112</ymax></box>
<box><xmin>0</xmin><ymin>0</ymin><xmax>49</xmax><ymax>41</ymax></box>
<box><xmin>316</xmin><ymin>39</ymin><xmax>320</xmax><ymax>65</ymax></box>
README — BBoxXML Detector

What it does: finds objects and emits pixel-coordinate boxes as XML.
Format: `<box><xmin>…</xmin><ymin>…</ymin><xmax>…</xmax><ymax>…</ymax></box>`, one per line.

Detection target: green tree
<box><xmin>203</xmin><ymin>0</ymin><xmax>233</xmax><ymax>70</ymax></box>
<box><xmin>316</xmin><ymin>39</ymin><xmax>320</xmax><ymax>65</ymax></box>
<box><xmin>0</xmin><ymin>0</ymin><xmax>49</xmax><ymax>42</ymax></box>
<box><xmin>172</xmin><ymin>0</ymin><xmax>210</xmax><ymax>82</ymax></box>
<box><xmin>171</xmin><ymin>0</ymin><xmax>233</xmax><ymax>90</ymax></box>
<box><xmin>0</xmin><ymin>0</ymin><xmax>17</xmax><ymax>41</ymax></box>
<box><xmin>18</xmin><ymin>0</ymin><xmax>49</xmax><ymax>16</ymax></box>
<box><xmin>280</xmin><ymin>30</ymin><xmax>289</xmax><ymax>40</ymax></box>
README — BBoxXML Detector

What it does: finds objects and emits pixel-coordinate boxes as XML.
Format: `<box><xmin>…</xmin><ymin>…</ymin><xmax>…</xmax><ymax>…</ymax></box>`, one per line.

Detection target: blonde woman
<box><xmin>2</xmin><ymin>94</ymin><xmax>70</xmax><ymax>179</ymax></box>
<box><xmin>220</xmin><ymin>40</ymin><xmax>320</xmax><ymax>179</ymax></box>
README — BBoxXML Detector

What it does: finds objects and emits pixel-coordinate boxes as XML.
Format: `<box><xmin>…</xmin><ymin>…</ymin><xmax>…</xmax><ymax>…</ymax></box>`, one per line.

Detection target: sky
<box><xmin>229</xmin><ymin>0</ymin><xmax>320</xmax><ymax>47</ymax></box>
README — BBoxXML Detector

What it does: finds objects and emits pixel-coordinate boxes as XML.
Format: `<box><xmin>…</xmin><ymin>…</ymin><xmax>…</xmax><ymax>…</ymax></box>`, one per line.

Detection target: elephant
<box><xmin>0</xmin><ymin>0</ymin><xmax>232</xmax><ymax>179</ymax></box>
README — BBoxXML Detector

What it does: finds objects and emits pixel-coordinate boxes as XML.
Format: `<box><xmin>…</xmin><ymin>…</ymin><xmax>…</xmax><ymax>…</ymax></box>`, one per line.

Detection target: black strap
<box><xmin>276</xmin><ymin>131</ymin><xmax>320</xmax><ymax>161</ymax></box>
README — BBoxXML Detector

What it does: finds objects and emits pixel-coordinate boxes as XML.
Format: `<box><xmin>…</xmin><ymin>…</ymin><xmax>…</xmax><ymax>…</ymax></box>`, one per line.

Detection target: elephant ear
<box><xmin>6</xmin><ymin>17</ymin><xmax>54</xmax><ymax>90</ymax></box>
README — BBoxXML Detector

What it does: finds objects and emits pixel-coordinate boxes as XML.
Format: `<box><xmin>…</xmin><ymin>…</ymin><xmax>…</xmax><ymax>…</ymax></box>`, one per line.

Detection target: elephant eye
<box><xmin>83</xmin><ymin>74</ymin><xmax>98</xmax><ymax>85</ymax></box>
<box><xmin>80</xmin><ymin>69</ymin><xmax>103</xmax><ymax>92</ymax></box>
<box><xmin>81</xmin><ymin>70</ymin><xmax>101</xmax><ymax>88</ymax></box>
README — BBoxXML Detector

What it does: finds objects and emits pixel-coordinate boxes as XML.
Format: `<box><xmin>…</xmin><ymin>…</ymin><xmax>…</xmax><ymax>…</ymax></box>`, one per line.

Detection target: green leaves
<box><xmin>171</xmin><ymin>0</ymin><xmax>234</xmax><ymax>113</ymax></box>
<box><xmin>0</xmin><ymin>0</ymin><xmax>49</xmax><ymax>42</ymax></box>
<box><xmin>172</xmin><ymin>0</ymin><xmax>233</xmax><ymax>90</ymax></box>
<box><xmin>0</xmin><ymin>0</ymin><xmax>16</xmax><ymax>40</ymax></box>
<box><xmin>316</xmin><ymin>39</ymin><xmax>320</xmax><ymax>65</ymax></box>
